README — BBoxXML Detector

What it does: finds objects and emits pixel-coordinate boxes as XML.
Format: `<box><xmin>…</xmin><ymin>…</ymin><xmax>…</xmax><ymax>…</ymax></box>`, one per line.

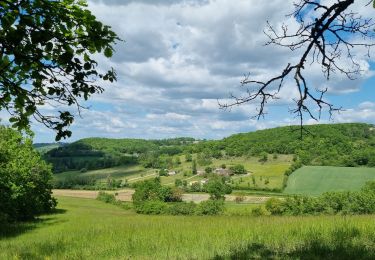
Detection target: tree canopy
<box><xmin>0</xmin><ymin>0</ymin><xmax>119</xmax><ymax>140</ymax></box>
<box><xmin>0</xmin><ymin>126</ymin><xmax>56</xmax><ymax>222</ymax></box>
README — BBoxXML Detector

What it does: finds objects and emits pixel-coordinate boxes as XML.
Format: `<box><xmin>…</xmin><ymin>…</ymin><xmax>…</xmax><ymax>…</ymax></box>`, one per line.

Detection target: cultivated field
<box><xmin>1</xmin><ymin>196</ymin><xmax>374</xmax><ymax>259</ymax></box>
<box><xmin>284</xmin><ymin>166</ymin><xmax>375</xmax><ymax>195</ymax></box>
<box><xmin>52</xmin><ymin>189</ymin><xmax>271</xmax><ymax>203</ymax></box>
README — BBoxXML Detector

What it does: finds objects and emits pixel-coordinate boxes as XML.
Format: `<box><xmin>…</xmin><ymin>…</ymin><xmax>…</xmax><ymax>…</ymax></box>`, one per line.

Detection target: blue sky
<box><xmin>28</xmin><ymin>0</ymin><xmax>375</xmax><ymax>142</ymax></box>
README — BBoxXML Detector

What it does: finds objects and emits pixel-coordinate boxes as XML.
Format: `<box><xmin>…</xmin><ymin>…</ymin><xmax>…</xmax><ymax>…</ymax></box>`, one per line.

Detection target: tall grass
<box><xmin>1</xmin><ymin>196</ymin><xmax>374</xmax><ymax>259</ymax></box>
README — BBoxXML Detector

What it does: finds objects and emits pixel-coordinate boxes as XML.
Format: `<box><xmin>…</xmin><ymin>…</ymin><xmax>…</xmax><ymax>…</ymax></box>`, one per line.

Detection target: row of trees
<box><xmin>265</xmin><ymin>181</ymin><xmax>375</xmax><ymax>216</ymax></box>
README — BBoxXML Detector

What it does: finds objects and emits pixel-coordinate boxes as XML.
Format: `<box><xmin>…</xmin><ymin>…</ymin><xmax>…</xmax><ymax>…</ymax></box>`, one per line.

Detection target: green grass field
<box><xmin>284</xmin><ymin>166</ymin><xmax>375</xmax><ymax>195</ymax></box>
<box><xmin>1</xmin><ymin>196</ymin><xmax>375</xmax><ymax>259</ymax></box>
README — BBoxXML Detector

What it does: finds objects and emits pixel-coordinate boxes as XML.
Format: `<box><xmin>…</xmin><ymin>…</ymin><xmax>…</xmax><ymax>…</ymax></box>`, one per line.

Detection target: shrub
<box><xmin>190</xmin><ymin>182</ymin><xmax>202</xmax><ymax>192</ymax></box>
<box><xmin>175</xmin><ymin>178</ymin><xmax>183</xmax><ymax>187</ymax></box>
<box><xmin>205</xmin><ymin>177</ymin><xmax>232</xmax><ymax>200</ymax></box>
<box><xmin>266</xmin><ymin>181</ymin><xmax>375</xmax><ymax>216</ymax></box>
<box><xmin>168</xmin><ymin>202</ymin><xmax>197</xmax><ymax>215</ymax></box>
<box><xmin>234</xmin><ymin>195</ymin><xmax>245</xmax><ymax>203</ymax></box>
<box><xmin>135</xmin><ymin>201</ymin><xmax>167</xmax><ymax>215</ymax></box>
<box><xmin>265</xmin><ymin>198</ymin><xmax>285</xmax><ymax>215</ymax></box>
<box><xmin>159</xmin><ymin>168</ymin><xmax>168</xmax><ymax>176</ymax></box>
<box><xmin>196</xmin><ymin>200</ymin><xmax>224</xmax><ymax>215</ymax></box>
<box><xmin>132</xmin><ymin>178</ymin><xmax>178</xmax><ymax>205</ymax></box>
<box><xmin>96</xmin><ymin>191</ymin><xmax>116</xmax><ymax>204</ymax></box>
<box><xmin>251</xmin><ymin>206</ymin><xmax>270</xmax><ymax>216</ymax></box>
<box><xmin>259</xmin><ymin>152</ymin><xmax>268</xmax><ymax>163</ymax></box>
<box><xmin>205</xmin><ymin>166</ymin><xmax>213</xmax><ymax>174</ymax></box>
<box><xmin>229</xmin><ymin>164</ymin><xmax>247</xmax><ymax>175</ymax></box>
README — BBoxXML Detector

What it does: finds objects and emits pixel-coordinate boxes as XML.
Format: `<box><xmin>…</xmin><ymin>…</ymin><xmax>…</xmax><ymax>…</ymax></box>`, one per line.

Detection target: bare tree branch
<box><xmin>220</xmin><ymin>0</ymin><xmax>375</xmax><ymax>136</ymax></box>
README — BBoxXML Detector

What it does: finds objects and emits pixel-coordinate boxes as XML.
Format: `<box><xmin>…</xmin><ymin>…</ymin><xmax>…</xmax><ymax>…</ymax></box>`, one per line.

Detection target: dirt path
<box><xmin>53</xmin><ymin>189</ymin><xmax>270</xmax><ymax>203</ymax></box>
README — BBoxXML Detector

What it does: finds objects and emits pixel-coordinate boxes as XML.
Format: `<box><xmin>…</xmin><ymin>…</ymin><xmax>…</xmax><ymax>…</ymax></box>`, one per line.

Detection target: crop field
<box><xmin>284</xmin><ymin>166</ymin><xmax>375</xmax><ymax>195</ymax></box>
<box><xmin>1</xmin><ymin>196</ymin><xmax>374</xmax><ymax>259</ymax></box>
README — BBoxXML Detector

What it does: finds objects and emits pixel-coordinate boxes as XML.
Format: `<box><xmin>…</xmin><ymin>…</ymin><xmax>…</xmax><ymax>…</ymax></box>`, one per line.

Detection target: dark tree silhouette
<box><xmin>221</xmin><ymin>0</ymin><xmax>375</xmax><ymax>134</ymax></box>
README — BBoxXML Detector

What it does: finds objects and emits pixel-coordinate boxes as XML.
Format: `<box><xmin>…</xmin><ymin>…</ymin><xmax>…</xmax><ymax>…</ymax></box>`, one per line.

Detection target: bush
<box><xmin>0</xmin><ymin>127</ymin><xmax>56</xmax><ymax>222</ymax></box>
<box><xmin>132</xmin><ymin>178</ymin><xmax>180</xmax><ymax>205</ymax></box>
<box><xmin>96</xmin><ymin>191</ymin><xmax>116</xmax><ymax>204</ymax></box>
<box><xmin>196</xmin><ymin>200</ymin><xmax>224</xmax><ymax>215</ymax></box>
<box><xmin>265</xmin><ymin>198</ymin><xmax>285</xmax><ymax>215</ymax></box>
<box><xmin>205</xmin><ymin>177</ymin><xmax>232</xmax><ymax>200</ymax></box>
<box><xmin>229</xmin><ymin>164</ymin><xmax>247</xmax><ymax>175</ymax></box>
<box><xmin>251</xmin><ymin>206</ymin><xmax>270</xmax><ymax>216</ymax></box>
<box><xmin>205</xmin><ymin>166</ymin><xmax>213</xmax><ymax>174</ymax></box>
<box><xmin>134</xmin><ymin>201</ymin><xmax>167</xmax><ymax>215</ymax></box>
<box><xmin>190</xmin><ymin>182</ymin><xmax>202</xmax><ymax>192</ymax></box>
<box><xmin>266</xmin><ymin>181</ymin><xmax>375</xmax><ymax>216</ymax></box>
<box><xmin>234</xmin><ymin>195</ymin><xmax>245</xmax><ymax>203</ymax></box>
<box><xmin>168</xmin><ymin>202</ymin><xmax>197</xmax><ymax>215</ymax></box>
<box><xmin>159</xmin><ymin>168</ymin><xmax>168</xmax><ymax>176</ymax></box>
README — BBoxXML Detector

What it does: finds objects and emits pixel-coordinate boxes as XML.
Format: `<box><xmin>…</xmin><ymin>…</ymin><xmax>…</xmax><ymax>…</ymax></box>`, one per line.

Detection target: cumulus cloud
<box><xmin>30</xmin><ymin>0</ymin><xmax>375</xmax><ymax>142</ymax></box>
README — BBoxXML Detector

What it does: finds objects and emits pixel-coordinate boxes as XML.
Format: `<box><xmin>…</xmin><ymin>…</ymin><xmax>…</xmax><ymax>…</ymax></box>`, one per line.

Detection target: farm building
<box><xmin>168</xmin><ymin>171</ymin><xmax>177</xmax><ymax>176</ymax></box>
<box><xmin>214</xmin><ymin>168</ymin><xmax>231</xmax><ymax>176</ymax></box>
<box><xmin>197</xmin><ymin>170</ymin><xmax>205</xmax><ymax>175</ymax></box>
<box><xmin>200</xmin><ymin>179</ymin><xmax>208</xmax><ymax>185</ymax></box>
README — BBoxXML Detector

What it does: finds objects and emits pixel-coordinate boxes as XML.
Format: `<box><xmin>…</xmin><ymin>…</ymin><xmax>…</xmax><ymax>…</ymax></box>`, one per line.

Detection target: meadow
<box><xmin>54</xmin><ymin>154</ymin><xmax>292</xmax><ymax>191</ymax></box>
<box><xmin>284</xmin><ymin>166</ymin><xmax>375</xmax><ymax>195</ymax></box>
<box><xmin>1</xmin><ymin>196</ymin><xmax>374</xmax><ymax>259</ymax></box>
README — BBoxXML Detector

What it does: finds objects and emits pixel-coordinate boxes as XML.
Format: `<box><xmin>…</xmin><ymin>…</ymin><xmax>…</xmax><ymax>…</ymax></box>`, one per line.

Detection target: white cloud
<box><xmin>30</xmin><ymin>0</ymin><xmax>375</xmax><ymax>142</ymax></box>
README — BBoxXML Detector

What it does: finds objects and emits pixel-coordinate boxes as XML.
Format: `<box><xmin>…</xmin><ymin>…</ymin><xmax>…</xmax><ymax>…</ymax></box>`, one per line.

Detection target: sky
<box><xmin>29</xmin><ymin>0</ymin><xmax>375</xmax><ymax>142</ymax></box>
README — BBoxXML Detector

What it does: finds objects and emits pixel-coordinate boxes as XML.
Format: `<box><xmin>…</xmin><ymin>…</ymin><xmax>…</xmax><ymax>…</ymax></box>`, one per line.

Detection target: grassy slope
<box><xmin>1</xmin><ymin>196</ymin><xmax>374</xmax><ymax>259</ymax></box>
<box><xmin>284</xmin><ymin>166</ymin><xmax>375</xmax><ymax>195</ymax></box>
<box><xmin>55</xmin><ymin>154</ymin><xmax>292</xmax><ymax>190</ymax></box>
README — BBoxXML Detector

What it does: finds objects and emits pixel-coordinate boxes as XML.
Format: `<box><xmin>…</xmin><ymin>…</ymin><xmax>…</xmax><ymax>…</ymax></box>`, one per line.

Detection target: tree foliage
<box><xmin>265</xmin><ymin>181</ymin><xmax>375</xmax><ymax>216</ymax></box>
<box><xmin>196</xmin><ymin>123</ymin><xmax>375</xmax><ymax>167</ymax></box>
<box><xmin>0</xmin><ymin>0</ymin><xmax>119</xmax><ymax>140</ymax></box>
<box><xmin>0</xmin><ymin>126</ymin><xmax>56</xmax><ymax>222</ymax></box>
<box><xmin>205</xmin><ymin>177</ymin><xmax>232</xmax><ymax>200</ymax></box>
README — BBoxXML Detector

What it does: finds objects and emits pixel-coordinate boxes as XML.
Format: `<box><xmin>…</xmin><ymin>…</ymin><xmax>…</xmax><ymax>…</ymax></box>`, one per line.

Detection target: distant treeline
<box><xmin>44</xmin><ymin>137</ymin><xmax>197</xmax><ymax>173</ymax></box>
<box><xmin>45</xmin><ymin>123</ymin><xmax>375</xmax><ymax>173</ymax></box>
<box><xmin>191</xmin><ymin>123</ymin><xmax>375</xmax><ymax>167</ymax></box>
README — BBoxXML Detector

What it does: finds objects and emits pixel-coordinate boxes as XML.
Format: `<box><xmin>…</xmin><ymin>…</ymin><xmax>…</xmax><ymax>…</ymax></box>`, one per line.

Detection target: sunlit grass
<box><xmin>1</xmin><ymin>196</ymin><xmax>374</xmax><ymax>259</ymax></box>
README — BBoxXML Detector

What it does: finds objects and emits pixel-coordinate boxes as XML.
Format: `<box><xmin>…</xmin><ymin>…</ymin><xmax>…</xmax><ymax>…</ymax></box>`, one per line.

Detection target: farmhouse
<box><xmin>168</xmin><ymin>171</ymin><xmax>177</xmax><ymax>176</ymax></box>
<box><xmin>214</xmin><ymin>168</ymin><xmax>231</xmax><ymax>176</ymax></box>
<box><xmin>197</xmin><ymin>170</ymin><xmax>205</xmax><ymax>175</ymax></box>
<box><xmin>189</xmin><ymin>181</ymin><xmax>199</xmax><ymax>186</ymax></box>
<box><xmin>200</xmin><ymin>179</ymin><xmax>208</xmax><ymax>185</ymax></box>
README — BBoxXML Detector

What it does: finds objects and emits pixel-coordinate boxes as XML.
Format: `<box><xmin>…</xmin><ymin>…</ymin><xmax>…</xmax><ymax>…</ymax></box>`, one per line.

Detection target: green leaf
<box><xmin>104</xmin><ymin>47</ymin><xmax>113</xmax><ymax>58</ymax></box>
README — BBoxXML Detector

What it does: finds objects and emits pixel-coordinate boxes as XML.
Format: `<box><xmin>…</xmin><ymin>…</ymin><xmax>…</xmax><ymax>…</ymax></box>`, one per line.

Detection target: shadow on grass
<box><xmin>0</xmin><ymin>208</ymin><xmax>67</xmax><ymax>239</ymax></box>
<box><xmin>212</xmin><ymin>227</ymin><xmax>375</xmax><ymax>260</ymax></box>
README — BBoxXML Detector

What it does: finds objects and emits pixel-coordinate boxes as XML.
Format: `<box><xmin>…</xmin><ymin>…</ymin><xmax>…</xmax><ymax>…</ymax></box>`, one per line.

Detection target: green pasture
<box><xmin>1</xmin><ymin>196</ymin><xmax>374</xmax><ymax>259</ymax></box>
<box><xmin>284</xmin><ymin>166</ymin><xmax>375</xmax><ymax>195</ymax></box>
